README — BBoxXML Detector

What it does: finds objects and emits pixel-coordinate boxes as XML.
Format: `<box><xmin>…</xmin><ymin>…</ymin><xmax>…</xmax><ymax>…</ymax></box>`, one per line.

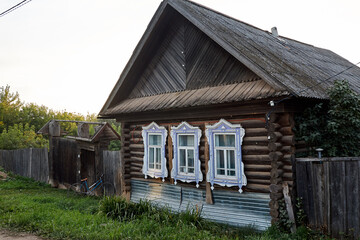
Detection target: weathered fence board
<box><xmin>103</xmin><ymin>150</ymin><xmax>122</xmax><ymax>195</ymax></box>
<box><xmin>0</xmin><ymin>148</ymin><xmax>49</xmax><ymax>183</ymax></box>
<box><xmin>296</xmin><ymin>158</ymin><xmax>360</xmax><ymax>239</ymax></box>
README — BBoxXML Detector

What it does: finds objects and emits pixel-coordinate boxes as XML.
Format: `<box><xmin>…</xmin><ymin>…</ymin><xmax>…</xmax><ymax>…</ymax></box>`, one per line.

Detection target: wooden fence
<box><xmin>103</xmin><ymin>150</ymin><xmax>122</xmax><ymax>195</ymax></box>
<box><xmin>296</xmin><ymin>157</ymin><xmax>360</xmax><ymax>239</ymax></box>
<box><xmin>0</xmin><ymin>147</ymin><xmax>121</xmax><ymax>195</ymax></box>
<box><xmin>0</xmin><ymin>148</ymin><xmax>49</xmax><ymax>183</ymax></box>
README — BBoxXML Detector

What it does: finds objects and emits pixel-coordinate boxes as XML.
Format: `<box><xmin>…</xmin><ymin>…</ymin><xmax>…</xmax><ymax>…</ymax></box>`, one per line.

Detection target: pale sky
<box><xmin>0</xmin><ymin>0</ymin><xmax>359</xmax><ymax>116</ymax></box>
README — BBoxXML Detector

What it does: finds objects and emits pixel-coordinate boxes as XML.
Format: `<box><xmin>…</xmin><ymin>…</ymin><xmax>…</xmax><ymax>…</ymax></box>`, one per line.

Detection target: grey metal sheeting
<box><xmin>104</xmin><ymin>80</ymin><xmax>288</xmax><ymax>115</ymax></box>
<box><xmin>131</xmin><ymin>179</ymin><xmax>271</xmax><ymax>230</ymax></box>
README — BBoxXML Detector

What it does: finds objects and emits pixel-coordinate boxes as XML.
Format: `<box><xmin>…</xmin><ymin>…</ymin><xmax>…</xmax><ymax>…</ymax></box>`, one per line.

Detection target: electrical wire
<box><xmin>0</xmin><ymin>0</ymin><xmax>32</xmax><ymax>18</ymax></box>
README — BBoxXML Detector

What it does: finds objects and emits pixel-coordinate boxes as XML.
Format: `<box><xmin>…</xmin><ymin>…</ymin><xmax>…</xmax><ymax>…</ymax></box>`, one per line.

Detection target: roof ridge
<box><xmin>171</xmin><ymin>0</ymin><xmax>320</xmax><ymax>49</ymax></box>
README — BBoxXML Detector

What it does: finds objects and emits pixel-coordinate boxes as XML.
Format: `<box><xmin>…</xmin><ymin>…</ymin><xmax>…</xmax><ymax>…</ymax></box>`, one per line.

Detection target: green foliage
<box><xmin>295</xmin><ymin>80</ymin><xmax>360</xmax><ymax>157</ymax></box>
<box><xmin>0</xmin><ymin>123</ymin><xmax>48</xmax><ymax>150</ymax></box>
<box><xmin>108</xmin><ymin>122</ymin><xmax>121</xmax><ymax>151</ymax></box>
<box><xmin>0</xmin><ymin>85</ymin><xmax>22</xmax><ymax>133</ymax></box>
<box><xmin>0</xmin><ymin>176</ymin><xmax>263</xmax><ymax>239</ymax></box>
<box><xmin>0</xmin><ymin>85</ymin><xmax>99</xmax><ymax>149</ymax></box>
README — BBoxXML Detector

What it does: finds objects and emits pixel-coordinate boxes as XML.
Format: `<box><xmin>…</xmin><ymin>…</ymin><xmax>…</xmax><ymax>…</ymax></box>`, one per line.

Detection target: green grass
<box><xmin>0</xmin><ymin>175</ymin><xmax>325</xmax><ymax>239</ymax></box>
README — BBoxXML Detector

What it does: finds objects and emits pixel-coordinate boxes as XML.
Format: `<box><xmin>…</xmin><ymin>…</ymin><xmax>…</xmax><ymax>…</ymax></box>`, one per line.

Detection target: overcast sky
<box><xmin>0</xmin><ymin>0</ymin><xmax>359</xmax><ymax>116</ymax></box>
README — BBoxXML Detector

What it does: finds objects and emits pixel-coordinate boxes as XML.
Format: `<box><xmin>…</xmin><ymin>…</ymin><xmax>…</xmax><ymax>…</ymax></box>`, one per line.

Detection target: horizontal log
<box><xmin>283</xmin><ymin>172</ymin><xmax>293</xmax><ymax>179</ymax></box>
<box><xmin>130</xmin><ymin>166</ymin><xmax>142</xmax><ymax>172</ymax></box>
<box><xmin>268</xmin><ymin>123</ymin><xmax>281</xmax><ymax>132</ymax></box>
<box><xmin>238</xmin><ymin>120</ymin><xmax>265</xmax><ymax>128</ymax></box>
<box><xmin>281</xmin><ymin>135</ymin><xmax>295</xmax><ymax>145</ymax></box>
<box><xmin>124</xmin><ymin>174</ymin><xmax>131</xmax><ymax>179</ymax></box>
<box><xmin>243</xmin><ymin>136</ymin><xmax>268</xmax><ymax>146</ymax></box>
<box><xmin>269</xmin><ymin>184</ymin><xmax>283</xmax><ymax>193</ymax></box>
<box><xmin>279</xmin><ymin>126</ymin><xmax>293</xmax><ymax>136</ymax></box>
<box><xmin>244</xmin><ymin>128</ymin><xmax>268</xmax><ymax>137</ymax></box>
<box><xmin>243</xmin><ymin>155</ymin><xmax>270</xmax><ymax>162</ymax></box>
<box><xmin>245</xmin><ymin>171</ymin><xmax>270</xmax><ymax>179</ymax></box>
<box><xmin>283</xmin><ymin>165</ymin><xmax>293</xmax><ymax>172</ymax></box>
<box><xmin>242</xmin><ymin>145</ymin><xmax>269</xmax><ymax>155</ymax></box>
<box><xmin>277</xmin><ymin>113</ymin><xmax>294</xmax><ymax>127</ymax></box>
<box><xmin>268</xmin><ymin>142</ymin><xmax>282</xmax><ymax>152</ymax></box>
<box><xmin>244</xmin><ymin>164</ymin><xmax>271</xmax><ymax>172</ymax></box>
<box><xmin>269</xmin><ymin>151</ymin><xmax>283</xmax><ymax>161</ymax></box>
<box><xmin>244</xmin><ymin>183</ymin><xmax>269</xmax><ymax>193</ymax></box>
<box><xmin>270</xmin><ymin>169</ymin><xmax>284</xmax><ymax>179</ymax></box>
<box><xmin>130</xmin><ymin>171</ymin><xmax>144</xmax><ymax>178</ymax></box>
<box><xmin>131</xmin><ymin>162</ymin><xmax>143</xmax><ymax>168</ymax></box>
<box><xmin>281</xmin><ymin>145</ymin><xmax>293</xmax><ymax>154</ymax></box>
<box><xmin>130</xmin><ymin>151</ymin><xmax>144</xmax><ymax>156</ymax></box>
<box><xmin>130</xmin><ymin>143</ymin><xmax>144</xmax><ymax>149</ymax></box>
<box><xmin>130</xmin><ymin>156</ymin><xmax>143</xmax><ymax>162</ymax></box>
<box><xmin>268</xmin><ymin>132</ymin><xmax>282</xmax><ymax>142</ymax></box>
<box><xmin>247</xmin><ymin>178</ymin><xmax>271</xmax><ymax>185</ymax></box>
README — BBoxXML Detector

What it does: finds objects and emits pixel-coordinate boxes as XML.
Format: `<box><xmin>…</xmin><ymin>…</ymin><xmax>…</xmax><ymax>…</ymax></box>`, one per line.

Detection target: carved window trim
<box><xmin>170</xmin><ymin>122</ymin><xmax>202</xmax><ymax>187</ymax></box>
<box><xmin>205</xmin><ymin>119</ymin><xmax>246</xmax><ymax>192</ymax></box>
<box><xmin>142</xmin><ymin>122</ymin><xmax>168</xmax><ymax>181</ymax></box>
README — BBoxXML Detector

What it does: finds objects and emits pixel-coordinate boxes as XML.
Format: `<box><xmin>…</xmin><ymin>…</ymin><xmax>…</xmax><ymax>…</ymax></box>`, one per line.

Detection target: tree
<box><xmin>0</xmin><ymin>85</ymin><xmax>22</xmax><ymax>132</ymax></box>
<box><xmin>0</xmin><ymin>123</ymin><xmax>48</xmax><ymax>150</ymax></box>
<box><xmin>295</xmin><ymin>80</ymin><xmax>360</xmax><ymax>157</ymax></box>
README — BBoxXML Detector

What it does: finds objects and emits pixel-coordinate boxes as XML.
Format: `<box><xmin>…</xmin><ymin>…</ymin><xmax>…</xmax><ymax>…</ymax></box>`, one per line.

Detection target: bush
<box><xmin>295</xmin><ymin>80</ymin><xmax>360</xmax><ymax>157</ymax></box>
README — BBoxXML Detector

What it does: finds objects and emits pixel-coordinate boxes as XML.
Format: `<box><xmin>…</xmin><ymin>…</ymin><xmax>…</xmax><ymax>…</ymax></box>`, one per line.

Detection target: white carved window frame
<box><xmin>205</xmin><ymin>119</ymin><xmax>246</xmax><ymax>193</ymax></box>
<box><xmin>142</xmin><ymin>122</ymin><xmax>168</xmax><ymax>181</ymax></box>
<box><xmin>170</xmin><ymin>122</ymin><xmax>202</xmax><ymax>188</ymax></box>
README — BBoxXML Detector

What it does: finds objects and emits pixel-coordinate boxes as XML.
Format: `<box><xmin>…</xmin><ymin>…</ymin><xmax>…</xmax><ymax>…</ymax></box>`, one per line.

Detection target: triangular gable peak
<box><xmin>127</xmin><ymin>12</ymin><xmax>260</xmax><ymax>99</ymax></box>
<box><xmin>100</xmin><ymin>0</ymin><xmax>360</xmax><ymax>117</ymax></box>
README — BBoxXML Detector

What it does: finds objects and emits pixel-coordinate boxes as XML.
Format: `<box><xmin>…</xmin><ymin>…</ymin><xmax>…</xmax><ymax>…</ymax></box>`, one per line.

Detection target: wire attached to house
<box><xmin>265</xmin><ymin>61</ymin><xmax>360</xmax><ymax>125</ymax></box>
<box><xmin>0</xmin><ymin>0</ymin><xmax>32</xmax><ymax>18</ymax></box>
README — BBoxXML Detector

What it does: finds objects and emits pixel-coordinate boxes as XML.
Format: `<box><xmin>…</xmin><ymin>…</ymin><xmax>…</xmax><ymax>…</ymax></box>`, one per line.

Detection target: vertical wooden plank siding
<box><xmin>296</xmin><ymin>158</ymin><xmax>360</xmax><ymax>239</ymax></box>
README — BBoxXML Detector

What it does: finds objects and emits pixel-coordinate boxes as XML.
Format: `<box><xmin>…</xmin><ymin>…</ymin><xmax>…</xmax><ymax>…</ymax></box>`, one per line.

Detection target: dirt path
<box><xmin>0</xmin><ymin>229</ymin><xmax>45</xmax><ymax>240</ymax></box>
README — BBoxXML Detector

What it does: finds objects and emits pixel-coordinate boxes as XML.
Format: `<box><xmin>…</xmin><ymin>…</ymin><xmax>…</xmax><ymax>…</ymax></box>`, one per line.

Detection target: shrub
<box><xmin>295</xmin><ymin>80</ymin><xmax>360</xmax><ymax>157</ymax></box>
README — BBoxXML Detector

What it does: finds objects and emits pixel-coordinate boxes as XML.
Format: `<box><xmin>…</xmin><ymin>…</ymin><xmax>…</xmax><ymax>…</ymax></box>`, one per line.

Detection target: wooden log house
<box><xmin>98</xmin><ymin>0</ymin><xmax>360</xmax><ymax>229</ymax></box>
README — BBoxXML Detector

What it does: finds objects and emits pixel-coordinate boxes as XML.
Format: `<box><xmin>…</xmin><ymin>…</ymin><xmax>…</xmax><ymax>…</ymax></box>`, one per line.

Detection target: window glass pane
<box><xmin>188</xmin><ymin>167</ymin><xmax>194</xmax><ymax>173</ymax></box>
<box><xmin>187</xmin><ymin>149</ymin><xmax>194</xmax><ymax>167</ymax></box>
<box><xmin>215</xmin><ymin>134</ymin><xmax>235</xmax><ymax>147</ymax></box>
<box><xmin>217</xmin><ymin>169</ymin><xmax>225</xmax><ymax>175</ymax></box>
<box><xmin>149</xmin><ymin>135</ymin><xmax>161</xmax><ymax>145</ymax></box>
<box><xmin>179</xmin><ymin>149</ymin><xmax>186</xmax><ymax>167</ymax></box>
<box><xmin>155</xmin><ymin>148</ymin><xmax>161</xmax><ymax>169</ymax></box>
<box><xmin>179</xmin><ymin>135</ymin><xmax>194</xmax><ymax>146</ymax></box>
<box><xmin>227</xmin><ymin>150</ymin><xmax>235</xmax><ymax>170</ymax></box>
<box><xmin>180</xmin><ymin>167</ymin><xmax>186</xmax><ymax>172</ymax></box>
<box><xmin>149</xmin><ymin>147</ymin><xmax>154</xmax><ymax>169</ymax></box>
<box><xmin>227</xmin><ymin>170</ymin><xmax>236</xmax><ymax>176</ymax></box>
<box><xmin>216</xmin><ymin>150</ymin><xmax>225</xmax><ymax>169</ymax></box>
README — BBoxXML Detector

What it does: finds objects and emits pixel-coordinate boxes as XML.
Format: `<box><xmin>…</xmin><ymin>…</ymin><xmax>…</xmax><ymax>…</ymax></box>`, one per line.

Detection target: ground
<box><xmin>0</xmin><ymin>229</ymin><xmax>44</xmax><ymax>240</ymax></box>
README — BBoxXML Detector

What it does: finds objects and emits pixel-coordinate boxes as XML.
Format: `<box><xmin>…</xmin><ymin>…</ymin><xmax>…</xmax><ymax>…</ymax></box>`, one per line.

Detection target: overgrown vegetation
<box><xmin>0</xmin><ymin>174</ymin><xmax>332</xmax><ymax>239</ymax></box>
<box><xmin>295</xmin><ymin>79</ymin><xmax>360</xmax><ymax>157</ymax></box>
<box><xmin>0</xmin><ymin>175</ymin><xmax>259</xmax><ymax>239</ymax></box>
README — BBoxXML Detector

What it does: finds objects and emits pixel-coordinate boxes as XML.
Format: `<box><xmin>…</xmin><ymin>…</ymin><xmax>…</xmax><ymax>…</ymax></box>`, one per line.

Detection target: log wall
<box><xmin>121</xmin><ymin>115</ymin><xmax>291</xmax><ymax>196</ymax></box>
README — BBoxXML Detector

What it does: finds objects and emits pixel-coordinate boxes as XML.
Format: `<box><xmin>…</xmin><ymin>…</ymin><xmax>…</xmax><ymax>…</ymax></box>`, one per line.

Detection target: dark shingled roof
<box><xmin>99</xmin><ymin>0</ymin><xmax>360</xmax><ymax>117</ymax></box>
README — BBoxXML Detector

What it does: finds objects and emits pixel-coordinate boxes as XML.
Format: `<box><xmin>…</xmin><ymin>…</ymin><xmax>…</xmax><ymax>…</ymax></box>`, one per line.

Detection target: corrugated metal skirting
<box><xmin>131</xmin><ymin>179</ymin><xmax>271</xmax><ymax>230</ymax></box>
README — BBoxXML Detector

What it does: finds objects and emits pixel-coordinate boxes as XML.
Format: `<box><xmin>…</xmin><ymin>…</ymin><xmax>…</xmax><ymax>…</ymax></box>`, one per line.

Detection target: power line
<box><xmin>0</xmin><ymin>0</ymin><xmax>32</xmax><ymax>18</ymax></box>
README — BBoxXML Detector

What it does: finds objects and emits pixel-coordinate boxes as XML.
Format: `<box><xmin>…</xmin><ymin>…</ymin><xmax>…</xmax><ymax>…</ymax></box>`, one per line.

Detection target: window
<box><xmin>205</xmin><ymin>119</ymin><xmax>246</xmax><ymax>192</ymax></box>
<box><xmin>170</xmin><ymin>122</ymin><xmax>202</xmax><ymax>187</ymax></box>
<box><xmin>142</xmin><ymin>122</ymin><xmax>168</xmax><ymax>181</ymax></box>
